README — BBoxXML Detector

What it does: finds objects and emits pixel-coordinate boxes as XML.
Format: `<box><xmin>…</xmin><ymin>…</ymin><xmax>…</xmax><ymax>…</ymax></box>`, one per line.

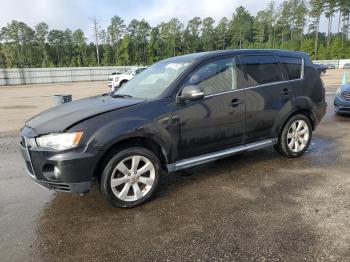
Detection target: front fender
<box><xmin>90</xmin><ymin>117</ymin><xmax>172</xmax><ymax>160</ymax></box>
<box><xmin>70</xmin><ymin>98</ymin><xmax>177</xmax><ymax>165</ymax></box>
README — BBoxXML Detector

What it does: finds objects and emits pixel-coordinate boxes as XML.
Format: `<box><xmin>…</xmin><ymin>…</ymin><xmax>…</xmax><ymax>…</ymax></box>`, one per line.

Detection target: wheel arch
<box><xmin>93</xmin><ymin>136</ymin><xmax>169</xmax><ymax>183</ymax></box>
<box><xmin>119</xmin><ymin>79</ymin><xmax>129</xmax><ymax>85</ymax></box>
<box><xmin>275</xmin><ymin>108</ymin><xmax>315</xmax><ymax>140</ymax></box>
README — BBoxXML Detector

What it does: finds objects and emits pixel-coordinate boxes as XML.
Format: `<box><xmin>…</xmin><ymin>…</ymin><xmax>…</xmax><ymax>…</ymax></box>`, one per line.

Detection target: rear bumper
<box><xmin>20</xmin><ymin>136</ymin><xmax>100</xmax><ymax>193</ymax></box>
<box><xmin>334</xmin><ymin>95</ymin><xmax>350</xmax><ymax>114</ymax></box>
<box><xmin>314</xmin><ymin>100</ymin><xmax>328</xmax><ymax>127</ymax></box>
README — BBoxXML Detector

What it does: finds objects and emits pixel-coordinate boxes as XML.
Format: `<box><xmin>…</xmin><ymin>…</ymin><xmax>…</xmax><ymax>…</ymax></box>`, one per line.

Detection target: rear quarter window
<box><xmin>241</xmin><ymin>55</ymin><xmax>284</xmax><ymax>87</ymax></box>
<box><xmin>279</xmin><ymin>56</ymin><xmax>303</xmax><ymax>80</ymax></box>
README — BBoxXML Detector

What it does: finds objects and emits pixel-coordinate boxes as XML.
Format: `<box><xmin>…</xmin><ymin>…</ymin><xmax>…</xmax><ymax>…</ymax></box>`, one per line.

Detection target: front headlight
<box><xmin>336</xmin><ymin>88</ymin><xmax>342</xmax><ymax>95</ymax></box>
<box><xmin>36</xmin><ymin>131</ymin><xmax>83</xmax><ymax>150</ymax></box>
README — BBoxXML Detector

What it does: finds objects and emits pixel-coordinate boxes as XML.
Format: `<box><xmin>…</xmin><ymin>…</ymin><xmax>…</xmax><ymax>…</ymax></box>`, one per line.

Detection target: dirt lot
<box><xmin>0</xmin><ymin>82</ymin><xmax>110</xmax><ymax>134</ymax></box>
<box><xmin>0</xmin><ymin>69</ymin><xmax>349</xmax><ymax>261</ymax></box>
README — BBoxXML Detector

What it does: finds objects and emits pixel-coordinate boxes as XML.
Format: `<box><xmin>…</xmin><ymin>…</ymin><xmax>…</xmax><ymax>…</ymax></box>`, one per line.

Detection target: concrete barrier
<box><xmin>0</xmin><ymin>66</ymin><xmax>137</xmax><ymax>86</ymax></box>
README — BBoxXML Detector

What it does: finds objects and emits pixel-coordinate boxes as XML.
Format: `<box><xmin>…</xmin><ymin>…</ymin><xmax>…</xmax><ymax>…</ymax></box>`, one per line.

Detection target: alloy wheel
<box><xmin>287</xmin><ymin>120</ymin><xmax>310</xmax><ymax>153</ymax></box>
<box><xmin>110</xmin><ymin>155</ymin><xmax>155</xmax><ymax>202</ymax></box>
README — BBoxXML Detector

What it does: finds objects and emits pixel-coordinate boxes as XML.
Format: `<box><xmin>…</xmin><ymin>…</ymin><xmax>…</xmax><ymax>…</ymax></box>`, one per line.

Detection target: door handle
<box><xmin>281</xmin><ymin>88</ymin><xmax>293</xmax><ymax>95</ymax></box>
<box><xmin>229</xmin><ymin>99</ymin><xmax>243</xmax><ymax>107</ymax></box>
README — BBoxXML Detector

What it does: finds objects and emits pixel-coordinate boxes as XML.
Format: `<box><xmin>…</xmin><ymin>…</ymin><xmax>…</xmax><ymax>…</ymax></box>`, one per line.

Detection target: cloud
<box><xmin>133</xmin><ymin>0</ymin><xmax>275</xmax><ymax>25</ymax></box>
<box><xmin>0</xmin><ymin>0</ymin><xmax>93</xmax><ymax>34</ymax></box>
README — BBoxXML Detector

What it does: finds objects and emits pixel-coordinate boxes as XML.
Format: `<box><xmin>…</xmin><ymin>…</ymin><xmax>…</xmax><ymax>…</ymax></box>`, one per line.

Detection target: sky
<box><xmin>0</xmin><ymin>0</ymin><xmax>337</xmax><ymax>42</ymax></box>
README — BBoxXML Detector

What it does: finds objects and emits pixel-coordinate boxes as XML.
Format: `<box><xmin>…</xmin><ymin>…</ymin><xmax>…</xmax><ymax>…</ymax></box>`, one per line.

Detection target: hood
<box><xmin>110</xmin><ymin>73</ymin><xmax>131</xmax><ymax>78</ymax></box>
<box><xmin>26</xmin><ymin>95</ymin><xmax>146</xmax><ymax>135</ymax></box>
<box><xmin>340</xmin><ymin>84</ymin><xmax>350</xmax><ymax>93</ymax></box>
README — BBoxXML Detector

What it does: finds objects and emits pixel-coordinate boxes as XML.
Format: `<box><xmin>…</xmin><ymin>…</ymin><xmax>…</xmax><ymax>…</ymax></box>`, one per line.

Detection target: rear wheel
<box><xmin>101</xmin><ymin>147</ymin><xmax>160</xmax><ymax>208</ymax></box>
<box><xmin>274</xmin><ymin>114</ymin><xmax>312</xmax><ymax>158</ymax></box>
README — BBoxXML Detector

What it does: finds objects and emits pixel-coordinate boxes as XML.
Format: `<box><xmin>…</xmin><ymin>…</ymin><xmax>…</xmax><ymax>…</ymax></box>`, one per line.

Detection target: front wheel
<box><xmin>101</xmin><ymin>147</ymin><xmax>161</xmax><ymax>208</ymax></box>
<box><xmin>274</xmin><ymin>114</ymin><xmax>312</xmax><ymax>158</ymax></box>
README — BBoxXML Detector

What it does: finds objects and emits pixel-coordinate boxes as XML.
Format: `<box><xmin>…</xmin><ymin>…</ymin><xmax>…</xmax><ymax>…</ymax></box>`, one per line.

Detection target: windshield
<box><xmin>112</xmin><ymin>61</ymin><xmax>191</xmax><ymax>99</ymax></box>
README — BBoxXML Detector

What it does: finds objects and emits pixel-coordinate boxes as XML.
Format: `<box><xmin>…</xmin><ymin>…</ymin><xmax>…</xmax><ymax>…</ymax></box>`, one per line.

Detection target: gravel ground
<box><xmin>0</xmin><ymin>70</ymin><xmax>349</xmax><ymax>261</ymax></box>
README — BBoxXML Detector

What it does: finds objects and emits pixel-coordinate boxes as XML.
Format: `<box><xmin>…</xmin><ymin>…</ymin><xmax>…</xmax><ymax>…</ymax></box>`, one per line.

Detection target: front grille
<box><xmin>342</xmin><ymin>92</ymin><xmax>350</xmax><ymax>100</ymax></box>
<box><xmin>108</xmin><ymin>77</ymin><xmax>113</xmax><ymax>81</ymax></box>
<box><xmin>46</xmin><ymin>182</ymin><xmax>71</xmax><ymax>192</ymax></box>
<box><xmin>339</xmin><ymin>107</ymin><xmax>350</xmax><ymax>112</ymax></box>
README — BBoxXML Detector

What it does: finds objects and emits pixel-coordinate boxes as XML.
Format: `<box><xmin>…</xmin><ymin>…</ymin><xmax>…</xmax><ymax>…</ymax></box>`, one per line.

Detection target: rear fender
<box><xmin>271</xmin><ymin>97</ymin><xmax>316</xmax><ymax>137</ymax></box>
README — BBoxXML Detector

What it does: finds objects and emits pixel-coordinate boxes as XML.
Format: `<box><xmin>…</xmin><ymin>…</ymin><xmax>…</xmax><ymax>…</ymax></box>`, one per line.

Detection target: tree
<box><xmin>159</xmin><ymin>18</ymin><xmax>183</xmax><ymax>57</ymax></box>
<box><xmin>35</xmin><ymin>22</ymin><xmax>49</xmax><ymax>67</ymax></box>
<box><xmin>91</xmin><ymin>17</ymin><xmax>101</xmax><ymax>65</ymax></box>
<box><xmin>229</xmin><ymin>6</ymin><xmax>254</xmax><ymax>49</ymax></box>
<box><xmin>72</xmin><ymin>29</ymin><xmax>87</xmax><ymax>66</ymax></box>
<box><xmin>293</xmin><ymin>0</ymin><xmax>308</xmax><ymax>46</ymax></box>
<box><xmin>1</xmin><ymin>21</ymin><xmax>35</xmax><ymax>67</ymax></box>
<box><xmin>201</xmin><ymin>17</ymin><xmax>215</xmax><ymax>51</ymax></box>
<box><xmin>309</xmin><ymin>0</ymin><xmax>325</xmax><ymax>59</ymax></box>
<box><xmin>48</xmin><ymin>29</ymin><xmax>65</xmax><ymax>66</ymax></box>
<box><xmin>215</xmin><ymin>17</ymin><xmax>229</xmax><ymax>50</ymax></box>
<box><xmin>127</xmin><ymin>19</ymin><xmax>151</xmax><ymax>64</ymax></box>
<box><xmin>253</xmin><ymin>11</ymin><xmax>270</xmax><ymax>46</ymax></box>
<box><xmin>107</xmin><ymin>16</ymin><xmax>125</xmax><ymax>64</ymax></box>
<box><xmin>147</xmin><ymin>27</ymin><xmax>162</xmax><ymax>63</ymax></box>
<box><xmin>324</xmin><ymin>0</ymin><xmax>337</xmax><ymax>49</ymax></box>
<box><xmin>277</xmin><ymin>1</ymin><xmax>292</xmax><ymax>47</ymax></box>
<box><xmin>266</xmin><ymin>1</ymin><xmax>278</xmax><ymax>48</ymax></box>
<box><xmin>183</xmin><ymin>17</ymin><xmax>202</xmax><ymax>52</ymax></box>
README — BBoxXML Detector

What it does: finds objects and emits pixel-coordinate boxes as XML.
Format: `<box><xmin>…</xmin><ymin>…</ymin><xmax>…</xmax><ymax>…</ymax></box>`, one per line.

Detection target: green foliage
<box><xmin>1</xmin><ymin>0</ymin><xmax>350</xmax><ymax>68</ymax></box>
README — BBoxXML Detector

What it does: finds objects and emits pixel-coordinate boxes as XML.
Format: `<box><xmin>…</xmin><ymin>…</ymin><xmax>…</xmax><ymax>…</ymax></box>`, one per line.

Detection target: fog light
<box><xmin>54</xmin><ymin>166</ymin><xmax>61</xmax><ymax>179</ymax></box>
<box><xmin>42</xmin><ymin>164</ymin><xmax>61</xmax><ymax>181</ymax></box>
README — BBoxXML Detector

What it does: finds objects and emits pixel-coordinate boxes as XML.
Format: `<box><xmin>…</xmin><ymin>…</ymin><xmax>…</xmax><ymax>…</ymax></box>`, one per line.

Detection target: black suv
<box><xmin>20</xmin><ymin>50</ymin><xmax>327</xmax><ymax>208</ymax></box>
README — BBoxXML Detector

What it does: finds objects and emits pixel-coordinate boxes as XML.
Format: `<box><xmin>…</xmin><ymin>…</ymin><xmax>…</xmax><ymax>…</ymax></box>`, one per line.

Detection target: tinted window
<box><xmin>279</xmin><ymin>56</ymin><xmax>302</xmax><ymax>80</ymax></box>
<box><xmin>241</xmin><ymin>55</ymin><xmax>284</xmax><ymax>86</ymax></box>
<box><xmin>186</xmin><ymin>57</ymin><xmax>242</xmax><ymax>96</ymax></box>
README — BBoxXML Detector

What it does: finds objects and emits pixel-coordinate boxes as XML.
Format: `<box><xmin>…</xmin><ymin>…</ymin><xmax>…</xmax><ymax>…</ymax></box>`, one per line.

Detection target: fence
<box><xmin>313</xmin><ymin>59</ymin><xmax>350</xmax><ymax>69</ymax></box>
<box><xmin>0</xmin><ymin>66</ymin><xmax>137</xmax><ymax>86</ymax></box>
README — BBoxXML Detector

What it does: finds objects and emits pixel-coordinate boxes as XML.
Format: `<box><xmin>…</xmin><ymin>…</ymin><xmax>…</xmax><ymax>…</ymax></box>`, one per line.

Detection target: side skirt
<box><xmin>167</xmin><ymin>139</ymin><xmax>278</xmax><ymax>172</ymax></box>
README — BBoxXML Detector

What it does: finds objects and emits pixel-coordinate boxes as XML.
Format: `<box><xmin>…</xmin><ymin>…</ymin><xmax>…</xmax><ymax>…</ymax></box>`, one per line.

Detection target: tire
<box><xmin>274</xmin><ymin>114</ymin><xmax>312</xmax><ymax>158</ymax></box>
<box><xmin>101</xmin><ymin>147</ymin><xmax>161</xmax><ymax>208</ymax></box>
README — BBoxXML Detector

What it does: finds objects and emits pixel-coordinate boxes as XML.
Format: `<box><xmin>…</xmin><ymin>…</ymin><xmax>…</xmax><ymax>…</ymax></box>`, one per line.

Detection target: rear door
<box><xmin>241</xmin><ymin>54</ymin><xmax>295</xmax><ymax>143</ymax></box>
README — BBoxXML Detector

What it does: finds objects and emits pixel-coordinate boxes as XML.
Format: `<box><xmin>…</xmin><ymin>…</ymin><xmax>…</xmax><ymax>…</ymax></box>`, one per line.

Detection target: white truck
<box><xmin>108</xmin><ymin>67</ymin><xmax>146</xmax><ymax>91</ymax></box>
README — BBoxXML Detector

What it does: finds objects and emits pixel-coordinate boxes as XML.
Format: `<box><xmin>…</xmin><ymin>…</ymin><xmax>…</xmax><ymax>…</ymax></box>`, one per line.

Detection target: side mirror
<box><xmin>178</xmin><ymin>85</ymin><xmax>205</xmax><ymax>102</ymax></box>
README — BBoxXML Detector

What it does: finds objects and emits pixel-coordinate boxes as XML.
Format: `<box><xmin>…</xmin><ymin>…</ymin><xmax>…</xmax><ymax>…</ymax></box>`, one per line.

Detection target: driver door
<box><xmin>176</xmin><ymin>56</ymin><xmax>246</xmax><ymax>159</ymax></box>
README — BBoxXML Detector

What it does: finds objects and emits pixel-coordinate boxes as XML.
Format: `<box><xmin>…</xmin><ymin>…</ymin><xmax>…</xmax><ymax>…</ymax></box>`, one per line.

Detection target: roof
<box><xmin>161</xmin><ymin>49</ymin><xmax>309</xmax><ymax>64</ymax></box>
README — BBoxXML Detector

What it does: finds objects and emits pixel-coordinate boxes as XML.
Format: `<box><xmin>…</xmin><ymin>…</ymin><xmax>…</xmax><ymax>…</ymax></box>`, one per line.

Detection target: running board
<box><xmin>167</xmin><ymin>139</ymin><xmax>278</xmax><ymax>172</ymax></box>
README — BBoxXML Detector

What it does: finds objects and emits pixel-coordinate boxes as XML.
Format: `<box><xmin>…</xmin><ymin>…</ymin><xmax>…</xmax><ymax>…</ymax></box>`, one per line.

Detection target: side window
<box><xmin>186</xmin><ymin>57</ymin><xmax>241</xmax><ymax>96</ymax></box>
<box><xmin>279</xmin><ymin>56</ymin><xmax>303</xmax><ymax>80</ymax></box>
<box><xmin>241</xmin><ymin>55</ymin><xmax>284</xmax><ymax>86</ymax></box>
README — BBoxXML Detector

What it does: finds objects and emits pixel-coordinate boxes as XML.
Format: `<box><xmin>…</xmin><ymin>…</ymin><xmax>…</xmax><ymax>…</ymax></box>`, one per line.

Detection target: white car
<box><xmin>108</xmin><ymin>67</ymin><xmax>146</xmax><ymax>91</ymax></box>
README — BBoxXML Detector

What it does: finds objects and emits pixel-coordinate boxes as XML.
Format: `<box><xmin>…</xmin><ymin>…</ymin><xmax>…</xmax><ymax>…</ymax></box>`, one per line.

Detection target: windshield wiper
<box><xmin>111</xmin><ymin>93</ymin><xmax>133</xmax><ymax>98</ymax></box>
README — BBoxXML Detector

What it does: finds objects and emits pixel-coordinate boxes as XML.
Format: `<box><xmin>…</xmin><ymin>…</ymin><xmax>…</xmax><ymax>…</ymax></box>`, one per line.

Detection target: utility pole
<box><xmin>90</xmin><ymin>17</ymin><xmax>101</xmax><ymax>65</ymax></box>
